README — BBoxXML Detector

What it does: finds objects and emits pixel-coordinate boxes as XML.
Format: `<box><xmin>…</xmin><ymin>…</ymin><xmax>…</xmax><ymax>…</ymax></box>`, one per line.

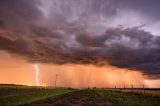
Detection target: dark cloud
<box><xmin>0</xmin><ymin>0</ymin><xmax>41</xmax><ymax>20</ymax></box>
<box><xmin>0</xmin><ymin>0</ymin><xmax>160</xmax><ymax>79</ymax></box>
<box><xmin>1</xmin><ymin>25</ymin><xmax>160</xmax><ymax>78</ymax></box>
<box><xmin>102</xmin><ymin>27</ymin><xmax>160</xmax><ymax>77</ymax></box>
<box><xmin>0</xmin><ymin>0</ymin><xmax>42</xmax><ymax>35</ymax></box>
<box><xmin>118</xmin><ymin>0</ymin><xmax>160</xmax><ymax>20</ymax></box>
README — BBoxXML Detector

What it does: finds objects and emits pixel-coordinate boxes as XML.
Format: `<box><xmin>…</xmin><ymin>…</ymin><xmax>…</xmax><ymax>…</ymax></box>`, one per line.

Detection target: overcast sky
<box><xmin>0</xmin><ymin>0</ymin><xmax>160</xmax><ymax>79</ymax></box>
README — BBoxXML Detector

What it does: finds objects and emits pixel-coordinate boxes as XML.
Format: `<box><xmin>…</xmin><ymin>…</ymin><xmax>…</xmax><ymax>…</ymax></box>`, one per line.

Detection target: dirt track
<box><xmin>26</xmin><ymin>90</ymin><xmax>113</xmax><ymax>106</ymax></box>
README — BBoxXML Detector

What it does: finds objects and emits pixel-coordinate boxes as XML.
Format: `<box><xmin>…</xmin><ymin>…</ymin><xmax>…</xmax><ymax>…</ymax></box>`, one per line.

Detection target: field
<box><xmin>120</xmin><ymin>88</ymin><xmax>160</xmax><ymax>96</ymax></box>
<box><xmin>0</xmin><ymin>84</ymin><xmax>74</xmax><ymax>106</ymax></box>
<box><xmin>0</xmin><ymin>85</ymin><xmax>160</xmax><ymax>106</ymax></box>
<box><xmin>97</xmin><ymin>89</ymin><xmax>160</xmax><ymax>106</ymax></box>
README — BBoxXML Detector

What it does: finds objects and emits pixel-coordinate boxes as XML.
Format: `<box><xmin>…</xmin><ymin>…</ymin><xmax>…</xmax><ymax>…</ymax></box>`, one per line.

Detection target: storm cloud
<box><xmin>0</xmin><ymin>0</ymin><xmax>160</xmax><ymax>78</ymax></box>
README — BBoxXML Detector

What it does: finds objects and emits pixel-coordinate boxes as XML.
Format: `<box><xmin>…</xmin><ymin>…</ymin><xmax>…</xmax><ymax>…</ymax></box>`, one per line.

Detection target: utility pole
<box><xmin>143</xmin><ymin>85</ymin><xmax>145</xmax><ymax>94</ymax></box>
<box><xmin>131</xmin><ymin>85</ymin><xmax>133</xmax><ymax>89</ymax></box>
<box><xmin>55</xmin><ymin>74</ymin><xmax>58</xmax><ymax>88</ymax></box>
<box><xmin>106</xmin><ymin>80</ymin><xmax>108</xmax><ymax>89</ymax></box>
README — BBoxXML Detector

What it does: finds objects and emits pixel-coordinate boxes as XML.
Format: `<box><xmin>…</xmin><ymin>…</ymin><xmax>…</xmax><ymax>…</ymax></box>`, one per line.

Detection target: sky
<box><xmin>0</xmin><ymin>0</ymin><xmax>160</xmax><ymax>88</ymax></box>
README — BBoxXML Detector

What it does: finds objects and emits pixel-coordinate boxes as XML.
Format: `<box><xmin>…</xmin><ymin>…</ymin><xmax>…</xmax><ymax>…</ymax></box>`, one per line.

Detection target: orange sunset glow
<box><xmin>0</xmin><ymin>51</ymin><xmax>159</xmax><ymax>88</ymax></box>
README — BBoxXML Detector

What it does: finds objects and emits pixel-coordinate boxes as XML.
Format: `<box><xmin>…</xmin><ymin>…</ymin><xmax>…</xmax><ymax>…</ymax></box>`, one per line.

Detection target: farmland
<box><xmin>0</xmin><ymin>85</ymin><xmax>160</xmax><ymax>106</ymax></box>
<box><xmin>97</xmin><ymin>89</ymin><xmax>160</xmax><ymax>106</ymax></box>
<box><xmin>120</xmin><ymin>88</ymin><xmax>160</xmax><ymax>96</ymax></box>
<box><xmin>104</xmin><ymin>88</ymin><xmax>160</xmax><ymax>96</ymax></box>
<box><xmin>27</xmin><ymin>89</ymin><xmax>160</xmax><ymax>106</ymax></box>
<box><xmin>0</xmin><ymin>84</ymin><xmax>74</xmax><ymax>106</ymax></box>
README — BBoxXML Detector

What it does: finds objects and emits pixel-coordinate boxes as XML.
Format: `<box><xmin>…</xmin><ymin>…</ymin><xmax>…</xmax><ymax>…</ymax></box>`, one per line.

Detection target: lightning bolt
<box><xmin>34</xmin><ymin>64</ymin><xmax>40</xmax><ymax>86</ymax></box>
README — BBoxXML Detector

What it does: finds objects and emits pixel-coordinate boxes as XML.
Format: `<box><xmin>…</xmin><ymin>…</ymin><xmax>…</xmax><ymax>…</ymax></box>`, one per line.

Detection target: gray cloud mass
<box><xmin>0</xmin><ymin>0</ymin><xmax>160</xmax><ymax>78</ymax></box>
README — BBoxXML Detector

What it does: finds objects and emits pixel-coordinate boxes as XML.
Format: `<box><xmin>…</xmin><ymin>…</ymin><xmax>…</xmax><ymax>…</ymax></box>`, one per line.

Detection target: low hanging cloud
<box><xmin>1</xmin><ymin>25</ymin><xmax>160</xmax><ymax>78</ymax></box>
<box><xmin>0</xmin><ymin>0</ymin><xmax>160</xmax><ymax>78</ymax></box>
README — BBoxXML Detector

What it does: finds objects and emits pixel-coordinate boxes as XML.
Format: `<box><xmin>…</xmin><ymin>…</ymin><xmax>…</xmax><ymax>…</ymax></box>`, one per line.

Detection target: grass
<box><xmin>121</xmin><ymin>89</ymin><xmax>160</xmax><ymax>96</ymax></box>
<box><xmin>0</xmin><ymin>85</ymin><xmax>74</xmax><ymax>106</ymax></box>
<box><xmin>96</xmin><ymin>89</ymin><xmax>160</xmax><ymax>106</ymax></box>
<box><xmin>1</xmin><ymin>84</ymin><xmax>160</xmax><ymax>106</ymax></box>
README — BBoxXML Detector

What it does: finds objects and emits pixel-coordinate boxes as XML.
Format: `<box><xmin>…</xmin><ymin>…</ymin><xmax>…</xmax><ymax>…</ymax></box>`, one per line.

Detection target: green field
<box><xmin>0</xmin><ymin>85</ymin><xmax>74</xmax><ymax>106</ymax></box>
<box><xmin>96</xmin><ymin>89</ymin><xmax>160</xmax><ymax>106</ymax></box>
<box><xmin>0</xmin><ymin>85</ymin><xmax>160</xmax><ymax>106</ymax></box>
